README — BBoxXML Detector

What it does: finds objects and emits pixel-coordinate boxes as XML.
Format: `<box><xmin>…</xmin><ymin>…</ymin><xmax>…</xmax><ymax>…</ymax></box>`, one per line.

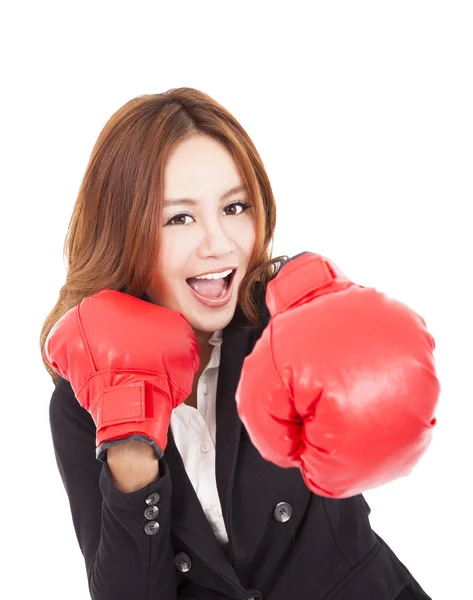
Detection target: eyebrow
<box><xmin>164</xmin><ymin>184</ymin><xmax>247</xmax><ymax>207</ymax></box>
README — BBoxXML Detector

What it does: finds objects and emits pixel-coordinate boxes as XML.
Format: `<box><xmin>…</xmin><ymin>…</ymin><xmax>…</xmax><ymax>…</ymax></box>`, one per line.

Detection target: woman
<box><xmin>40</xmin><ymin>88</ymin><xmax>438</xmax><ymax>599</ymax></box>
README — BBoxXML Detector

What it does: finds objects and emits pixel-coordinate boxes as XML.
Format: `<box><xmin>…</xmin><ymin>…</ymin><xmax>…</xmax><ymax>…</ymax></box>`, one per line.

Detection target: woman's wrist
<box><xmin>107</xmin><ymin>439</ymin><xmax>160</xmax><ymax>493</ymax></box>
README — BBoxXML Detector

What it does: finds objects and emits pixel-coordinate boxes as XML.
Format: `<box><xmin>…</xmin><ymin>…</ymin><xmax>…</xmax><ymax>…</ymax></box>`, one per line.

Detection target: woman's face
<box><xmin>146</xmin><ymin>135</ymin><xmax>257</xmax><ymax>344</ymax></box>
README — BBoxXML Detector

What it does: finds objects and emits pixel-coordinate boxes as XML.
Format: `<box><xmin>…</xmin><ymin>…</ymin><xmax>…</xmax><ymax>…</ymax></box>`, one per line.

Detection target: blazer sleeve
<box><xmin>49</xmin><ymin>377</ymin><xmax>177</xmax><ymax>600</ymax></box>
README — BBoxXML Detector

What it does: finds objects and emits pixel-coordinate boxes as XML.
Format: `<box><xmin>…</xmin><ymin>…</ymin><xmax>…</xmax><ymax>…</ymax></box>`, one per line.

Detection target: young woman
<box><xmin>40</xmin><ymin>88</ymin><xmax>439</xmax><ymax>599</ymax></box>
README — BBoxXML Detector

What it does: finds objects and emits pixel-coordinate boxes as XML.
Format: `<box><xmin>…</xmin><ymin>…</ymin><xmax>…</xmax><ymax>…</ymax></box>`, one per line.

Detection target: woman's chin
<box><xmin>184</xmin><ymin>303</ymin><xmax>237</xmax><ymax>333</ymax></box>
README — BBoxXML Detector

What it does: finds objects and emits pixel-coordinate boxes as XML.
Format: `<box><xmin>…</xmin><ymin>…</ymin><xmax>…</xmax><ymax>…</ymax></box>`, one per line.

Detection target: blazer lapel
<box><xmin>215</xmin><ymin>305</ymin><xmax>256</xmax><ymax>560</ymax></box>
<box><xmin>161</xmin><ymin>302</ymin><xmax>264</xmax><ymax>596</ymax></box>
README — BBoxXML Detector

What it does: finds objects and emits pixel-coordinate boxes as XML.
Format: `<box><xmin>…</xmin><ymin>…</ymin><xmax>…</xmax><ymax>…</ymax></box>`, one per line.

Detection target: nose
<box><xmin>198</xmin><ymin>221</ymin><xmax>236</xmax><ymax>258</ymax></box>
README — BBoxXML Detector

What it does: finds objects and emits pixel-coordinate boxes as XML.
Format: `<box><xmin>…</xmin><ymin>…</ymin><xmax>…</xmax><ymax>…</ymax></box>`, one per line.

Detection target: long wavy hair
<box><xmin>40</xmin><ymin>88</ymin><xmax>288</xmax><ymax>385</ymax></box>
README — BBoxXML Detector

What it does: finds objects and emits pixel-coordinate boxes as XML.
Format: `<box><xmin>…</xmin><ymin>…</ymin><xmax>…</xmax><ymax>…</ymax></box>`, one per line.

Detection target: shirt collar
<box><xmin>206</xmin><ymin>329</ymin><xmax>223</xmax><ymax>369</ymax></box>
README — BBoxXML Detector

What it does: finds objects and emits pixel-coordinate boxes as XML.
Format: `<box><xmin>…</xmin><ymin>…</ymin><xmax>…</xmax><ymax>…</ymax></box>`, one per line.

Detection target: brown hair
<box><xmin>40</xmin><ymin>87</ymin><xmax>288</xmax><ymax>385</ymax></box>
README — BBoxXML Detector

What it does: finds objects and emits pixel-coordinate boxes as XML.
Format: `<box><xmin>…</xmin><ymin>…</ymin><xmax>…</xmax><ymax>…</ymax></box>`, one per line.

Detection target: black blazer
<box><xmin>49</xmin><ymin>280</ymin><xmax>432</xmax><ymax>600</ymax></box>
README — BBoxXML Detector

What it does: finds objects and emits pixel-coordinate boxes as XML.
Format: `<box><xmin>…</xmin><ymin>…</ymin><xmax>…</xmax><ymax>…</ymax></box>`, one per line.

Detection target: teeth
<box><xmin>194</xmin><ymin>269</ymin><xmax>233</xmax><ymax>280</ymax></box>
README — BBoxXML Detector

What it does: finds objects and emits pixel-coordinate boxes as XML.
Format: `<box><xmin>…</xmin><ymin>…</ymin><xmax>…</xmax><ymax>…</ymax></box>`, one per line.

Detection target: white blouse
<box><xmin>169</xmin><ymin>329</ymin><xmax>230</xmax><ymax>548</ymax></box>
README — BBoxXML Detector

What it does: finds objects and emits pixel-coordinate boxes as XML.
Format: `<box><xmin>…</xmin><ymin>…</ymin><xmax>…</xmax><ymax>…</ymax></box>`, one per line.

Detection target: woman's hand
<box><xmin>236</xmin><ymin>252</ymin><xmax>440</xmax><ymax>499</ymax></box>
<box><xmin>44</xmin><ymin>289</ymin><xmax>200</xmax><ymax>462</ymax></box>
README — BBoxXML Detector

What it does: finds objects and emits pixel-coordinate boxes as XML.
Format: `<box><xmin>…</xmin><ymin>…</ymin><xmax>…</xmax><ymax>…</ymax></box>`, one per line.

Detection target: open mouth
<box><xmin>185</xmin><ymin>268</ymin><xmax>237</xmax><ymax>303</ymax></box>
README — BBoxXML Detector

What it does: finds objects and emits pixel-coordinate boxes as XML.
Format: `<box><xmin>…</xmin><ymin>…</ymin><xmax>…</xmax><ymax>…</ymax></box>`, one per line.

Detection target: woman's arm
<box><xmin>49</xmin><ymin>377</ymin><xmax>177</xmax><ymax>600</ymax></box>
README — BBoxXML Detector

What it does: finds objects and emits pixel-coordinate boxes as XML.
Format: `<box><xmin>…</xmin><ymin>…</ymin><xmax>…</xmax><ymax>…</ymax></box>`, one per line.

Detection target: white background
<box><xmin>1</xmin><ymin>1</ymin><xmax>472</xmax><ymax>598</ymax></box>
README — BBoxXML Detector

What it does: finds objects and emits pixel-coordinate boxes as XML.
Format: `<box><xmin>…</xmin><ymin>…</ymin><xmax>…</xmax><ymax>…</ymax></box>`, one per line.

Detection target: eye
<box><xmin>164</xmin><ymin>200</ymin><xmax>253</xmax><ymax>227</ymax></box>
<box><xmin>223</xmin><ymin>200</ymin><xmax>252</xmax><ymax>217</ymax></box>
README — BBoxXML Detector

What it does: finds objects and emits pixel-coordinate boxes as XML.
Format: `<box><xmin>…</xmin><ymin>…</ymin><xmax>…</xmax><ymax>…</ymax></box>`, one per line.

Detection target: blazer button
<box><xmin>145</xmin><ymin>492</ymin><xmax>160</xmax><ymax>506</ymax></box>
<box><xmin>144</xmin><ymin>521</ymin><xmax>160</xmax><ymax>535</ymax></box>
<box><xmin>174</xmin><ymin>552</ymin><xmax>192</xmax><ymax>573</ymax></box>
<box><xmin>144</xmin><ymin>505</ymin><xmax>159</xmax><ymax>520</ymax></box>
<box><xmin>274</xmin><ymin>501</ymin><xmax>292</xmax><ymax>523</ymax></box>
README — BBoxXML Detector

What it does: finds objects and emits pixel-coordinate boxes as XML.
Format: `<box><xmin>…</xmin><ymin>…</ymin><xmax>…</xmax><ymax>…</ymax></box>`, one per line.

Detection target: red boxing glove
<box><xmin>235</xmin><ymin>252</ymin><xmax>440</xmax><ymax>498</ymax></box>
<box><xmin>44</xmin><ymin>290</ymin><xmax>200</xmax><ymax>461</ymax></box>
